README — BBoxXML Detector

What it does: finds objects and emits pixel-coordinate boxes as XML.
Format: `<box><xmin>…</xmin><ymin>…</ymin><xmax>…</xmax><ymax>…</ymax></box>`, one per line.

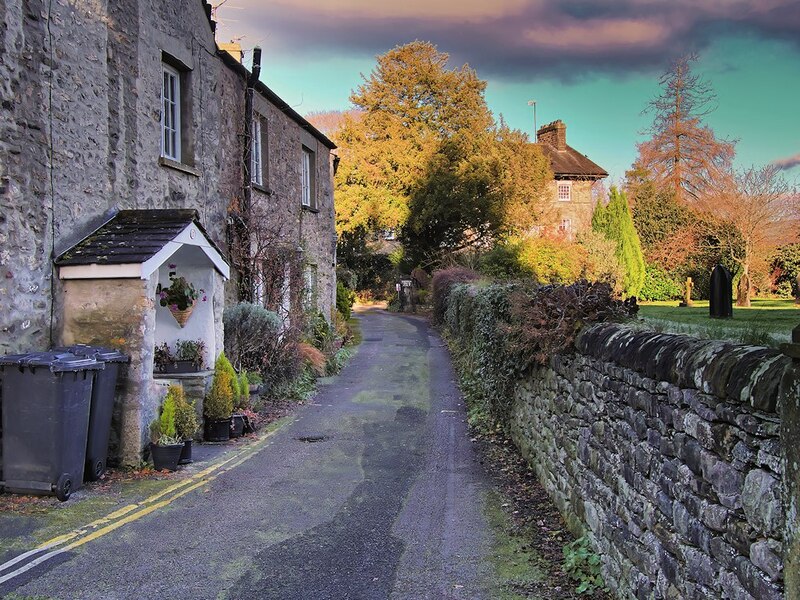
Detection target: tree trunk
<box><xmin>736</xmin><ymin>266</ymin><xmax>751</xmax><ymax>307</ymax></box>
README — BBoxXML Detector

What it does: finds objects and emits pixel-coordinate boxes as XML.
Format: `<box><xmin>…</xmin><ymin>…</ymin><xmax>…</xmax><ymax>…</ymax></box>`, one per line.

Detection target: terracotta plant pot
<box><xmin>204</xmin><ymin>418</ymin><xmax>231</xmax><ymax>442</ymax></box>
<box><xmin>150</xmin><ymin>442</ymin><xmax>183</xmax><ymax>471</ymax></box>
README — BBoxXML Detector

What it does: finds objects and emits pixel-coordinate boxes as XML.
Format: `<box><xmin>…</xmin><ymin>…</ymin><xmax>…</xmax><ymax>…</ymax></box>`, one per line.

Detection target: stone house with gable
<box><xmin>536</xmin><ymin>120</ymin><xmax>607</xmax><ymax>238</ymax></box>
<box><xmin>0</xmin><ymin>0</ymin><xmax>335</xmax><ymax>464</ymax></box>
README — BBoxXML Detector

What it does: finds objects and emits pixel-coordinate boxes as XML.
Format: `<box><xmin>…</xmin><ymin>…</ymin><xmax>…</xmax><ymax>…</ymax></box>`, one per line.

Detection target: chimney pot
<box><xmin>537</xmin><ymin>120</ymin><xmax>567</xmax><ymax>151</ymax></box>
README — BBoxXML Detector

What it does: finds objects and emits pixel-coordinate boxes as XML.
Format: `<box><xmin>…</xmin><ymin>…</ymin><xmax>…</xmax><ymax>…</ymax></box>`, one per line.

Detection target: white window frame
<box><xmin>557</xmin><ymin>181</ymin><xmax>571</xmax><ymax>202</ymax></box>
<box><xmin>301</xmin><ymin>146</ymin><xmax>315</xmax><ymax>208</ymax></box>
<box><xmin>559</xmin><ymin>219</ymin><xmax>572</xmax><ymax>233</ymax></box>
<box><xmin>252</xmin><ymin>118</ymin><xmax>263</xmax><ymax>186</ymax></box>
<box><xmin>161</xmin><ymin>64</ymin><xmax>181</xmax><ymax>161</ymax></box>
<box><xmin>302</xmin><ymin>264</ymin><xmax>318</xmax><ymax>310</ymax></box>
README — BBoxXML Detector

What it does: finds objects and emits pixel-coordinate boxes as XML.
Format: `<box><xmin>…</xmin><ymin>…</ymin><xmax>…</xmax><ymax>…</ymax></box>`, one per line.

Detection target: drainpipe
<box><xmin>239</xmin><ymin>46</ymin><xmax>261</xmax><ymax>302</ymax></box>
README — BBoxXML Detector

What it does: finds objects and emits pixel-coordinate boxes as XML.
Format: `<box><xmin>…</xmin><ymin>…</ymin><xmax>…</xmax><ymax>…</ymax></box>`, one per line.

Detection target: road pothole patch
<box><xmin>296</xmin><ymin>434</ymin><xmax>328</xmax><ymax>443</ymax></box>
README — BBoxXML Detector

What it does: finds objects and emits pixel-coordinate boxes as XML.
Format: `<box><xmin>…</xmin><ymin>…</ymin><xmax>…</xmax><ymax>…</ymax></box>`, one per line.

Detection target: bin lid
<box><xmin>52</xmin><ymin>344</ymin><xmax>130</xmax><ymax>363</ymax></box>
<box><xmin>0</xmin><ymin>351</ymin><xmax>105</xmax><ymax>372</ymax></box>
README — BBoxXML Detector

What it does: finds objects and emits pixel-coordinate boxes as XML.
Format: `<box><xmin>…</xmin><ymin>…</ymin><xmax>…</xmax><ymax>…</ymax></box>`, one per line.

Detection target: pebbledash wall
<box><xmin>508</xmin><ymin>322</ymin><xmax>795</xmax><ymax>599</ymax></box>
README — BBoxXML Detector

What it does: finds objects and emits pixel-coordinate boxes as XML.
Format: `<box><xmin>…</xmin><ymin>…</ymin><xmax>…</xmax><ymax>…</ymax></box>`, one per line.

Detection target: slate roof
<box><xmin>537</xmin><ymin>143</ymin><xmax>608</xmax><ymax>180</ymax></box>
<box><xmin>55</xmin><ymin>209</ymin><xmax>223</xmax><ymax>266</ymax></box>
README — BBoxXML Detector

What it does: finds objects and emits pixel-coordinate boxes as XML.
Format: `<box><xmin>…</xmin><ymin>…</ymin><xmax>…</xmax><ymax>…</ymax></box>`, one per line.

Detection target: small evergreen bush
<box><xmin>223</xmin><ymin>302</ymin><xmax>282</xmax><ymax>372</ymax></box>
<box><xmin>172</xmin><ymin>385</ymin><xmax>198</xmax><ymax>440</ymax></box>
<box><xmin>205</xmin><ymin>354</ymin><xmax>235</xmax><ymax>421</ymax></box>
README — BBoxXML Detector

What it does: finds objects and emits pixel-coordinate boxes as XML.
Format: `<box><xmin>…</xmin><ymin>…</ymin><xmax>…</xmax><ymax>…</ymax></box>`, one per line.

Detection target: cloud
<box><xmin>773</xmin><ymin>153</ymin><xmax>800</xmax><ymax>171</ymax></box>
<box><xmin>217</xmin><ymin>0</ymin><xmax>800</xmax><ymax>81</ymax></box>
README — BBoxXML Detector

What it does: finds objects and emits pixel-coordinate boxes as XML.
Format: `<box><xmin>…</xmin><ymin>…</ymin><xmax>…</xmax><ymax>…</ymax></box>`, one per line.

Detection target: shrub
<box><xmin>159</xmin><ymin>387</ymin><xmax>178</xmax><ymax>439</ymax></box>
<box><xmin>477</xmin><ymin>242</ymin><xmax>531</xmax><ymax>280</ymax></box>
<box><xmin>304</xmin><ymin>311</ymin><xmax>334</xmax><ymax>352</ymax></box>
<box><xmin>639</xmin><ymin>264</ymin><xmax>682</xmax><ymax>301</ymax></box>
<box><xmin>336</xmin><ymin>281</ymin><xmax>356</xmax><ymax>319</ymax></box>
<box><xmin>577</xmin><ymin>230</ymin><xmax>625</xmax><ymax>291</ymax></box>
<box><xmin>205</xmin><ymin>354</ymin><xmax>235</xmax><ymax>421</ymax></box>
<box><xmin>236</xmin><ymin>370</ymin><xmax>251</xmax><ymax>411</ymax></box>
<box><xmin>172</xmin><ymin>385</ymin><xmax>198</xmax><ymax>440</ymax></box>
<box><xmin>298</xmin><ymin>342</ymin><xmax>327</xmax><ymax>376</ymax></box>
<box><xmin>223</xmin><ymin>302</ymin><xmax>282</xmax><ymax>372</ymax></box>
<box><xmin>431</xmin><ymin>267</ymin><xmax>480</xmax><ymax>324</ymax></box>
<box><xmin>518</xmin><ymin>237</ymin><xmax>585</xmax><ymax>284</ymax></box>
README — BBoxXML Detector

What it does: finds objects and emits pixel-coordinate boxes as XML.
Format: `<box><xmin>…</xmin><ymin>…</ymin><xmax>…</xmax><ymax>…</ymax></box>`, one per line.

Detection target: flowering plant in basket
<box><xmin>157</xmin><ymin>265</ymin><xmax>206</xmax><ymax>311</ymax></box>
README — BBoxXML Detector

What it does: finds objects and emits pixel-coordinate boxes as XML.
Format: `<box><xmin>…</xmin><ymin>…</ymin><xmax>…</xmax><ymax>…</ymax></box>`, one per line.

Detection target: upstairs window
<box><xmin>161</xmin><ymin>64</ymin><xmax>181</xmax><ymax>161</ymax></box>
<box><xmin>252</xmin><ymin>118</ymin><xmax>263</xmax><ymax>186</ymax></box>
<box><xmin>557</xmin><ymin>182</ymin><xmax>571</xmax><ymax>202</ymax></box>
<box><xmin>301</xmin><ymin>146</ymin><xmax>316</xmax><ymax>209</ymax></box>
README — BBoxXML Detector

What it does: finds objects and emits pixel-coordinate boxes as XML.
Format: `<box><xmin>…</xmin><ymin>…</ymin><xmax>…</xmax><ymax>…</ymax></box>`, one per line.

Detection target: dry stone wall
<box><xmin>510</xmin><ymin>323</ymin><xmax>791</xmax><ymax>599</ymax></box>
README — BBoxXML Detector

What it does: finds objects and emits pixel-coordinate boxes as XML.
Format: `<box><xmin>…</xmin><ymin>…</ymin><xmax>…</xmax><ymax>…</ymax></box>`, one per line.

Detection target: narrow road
<box><xmin>2</xmin><ymin>309</ymin><xmax>497</xmax><ymax>599</ymax></box>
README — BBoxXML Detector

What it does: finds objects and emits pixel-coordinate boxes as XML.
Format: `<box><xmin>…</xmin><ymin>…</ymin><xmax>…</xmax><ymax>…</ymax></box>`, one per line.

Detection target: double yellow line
<box><xmin>0</xmin><ymin>427</ymin><xmax>279</xmax><ymax>585</ymax></box>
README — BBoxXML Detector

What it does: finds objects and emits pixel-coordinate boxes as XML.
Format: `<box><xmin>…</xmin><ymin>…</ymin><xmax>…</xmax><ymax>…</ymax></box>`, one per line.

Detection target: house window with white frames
<box><xmin>301</xmin><ymin>146</ymin><xmax>316</xmax><ymax>209</ymax></box>
<box><xmin>252</xmin><ymin>118</ymin><xmax>263</xmax><ymax>186</ymax></box>
<box><xmin>559</xmin><ymin>218</ymin><xmax>572</xmax><ymax>233</ymax></box>
<box><xmin>557</xmin><ymin>181</ymin><xmax>571</xmax><ymax>202</ymax></box>
<box><xmin>161</xmin><ymin>64</ymin><xmax>181</xmax><ymax>161</ymax></box>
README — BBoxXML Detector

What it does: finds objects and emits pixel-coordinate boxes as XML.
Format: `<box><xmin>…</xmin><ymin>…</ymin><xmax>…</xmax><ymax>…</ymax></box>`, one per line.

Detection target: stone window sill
<box><xmin>159</xmin><ymin>156</ymin><xmax>200</xmax><ymax>177</ymax></box>
<box><xmin>301</xmin><ymin>204</ymin><xmax>319</xmax><ymax>214</ymax></box>
<box><xmin>253</xmin><ymin>182</ymin><xmax>273</xmax><ymax>195</ymax></box>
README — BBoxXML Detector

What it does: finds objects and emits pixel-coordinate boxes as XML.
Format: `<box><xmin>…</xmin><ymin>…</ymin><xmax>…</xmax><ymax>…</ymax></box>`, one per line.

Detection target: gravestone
<box><xmin>679</xmin><ymin>277</ymin><xmax>694</xmax><ymax>307</ymax></box>
<box><xmin>710</xmin><ymin>264</ymin><xmax>733</xmax><ymax>319</ymax></box>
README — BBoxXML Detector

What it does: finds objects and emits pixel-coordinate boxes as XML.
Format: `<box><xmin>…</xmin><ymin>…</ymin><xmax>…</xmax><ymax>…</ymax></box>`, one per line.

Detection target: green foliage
<box><xmin>592</xmin><ymin>187</ymin><xmax>646</xmax><ymax>297</ymax></box>
<box><xmin>336</xmin><ymin>281</ymin><xmax>356</xmax><ymax>319</ymax></box>
<box><xmin>442</xmin><ymin>280</ymin><xmax>636</xmax><ymax>429</ymax></box>
<box><xmin>326</xmin><ymin>346</ymin><xmax>353</xmax><ymax>376</ymax></box>
<box><xmin>639</xmin><ymin>264</ymin><xmax>682</xmax><ymax>301</ymax></box>
<box><xmin>431</xmin><ymin>267</ymin><xmax>481</xmax><ymax>324</ymax></box>
<box><xmin>563</xmin><ymin>536</ymin><xmax>606</xmax><ymax>595</ymax></box>
<box><xmin>477</xmin><ymin>242</ymin><xmax>529</xmax><ymax>280</ymax></box>
<box><xmin>631</xmin><ymin>183</ymin><xmax>690</xmax><ymax>255</ymax></box>
<box><xmin>336</xmin><ymin>228</ymin><xmax>396</xmax><ymax>298</ymax></box>
<box><xmin>237</xmin><ymin>370</ymin><xmax>250</xmax><ymax>410</ymax></box>
<box><xmin>159</xmin><ymin>388</ymin><xmax>177</xmax><ymax>440</ymax></box>
<box><xmin>174</xmin><ymin>339</ymin><xmax>205</xmax><ymax>369</ymax></box>
<box><xmin>223</xmin><ymin>302</ymin><xmax>282</xmax><ymax>372</ymax></box>
<box><xmin>334</xmin><ymin>41</ymin><xmax>494</xmax><ymax>237</ymax></box>
<box><xmin>172</xmin><ymin>385</ymin><xmax>198</xmax><ymax>440</ymax></box>
<box><xmin>518</xmin><ymin>237</ymin><xmax>586</xmax><ymax>285</ymax></box>
<box><xmin>304</xmin><ymin>311</ymin><xmax>334</xmax><ymax>352</ymax></box>
<box><xmin>772</xmin><ymin>243</ymin><xmax>800</xmax><ymax>299</ymax></box>
<box><xmin>205</xmin><ymin>354</ymin><xmax>235</xmax><ymax>420</ymax></box>
<box><xmin>576</xmin><ymin>230</ymin><xmax>625</xmax><ymax>291</ymax></box>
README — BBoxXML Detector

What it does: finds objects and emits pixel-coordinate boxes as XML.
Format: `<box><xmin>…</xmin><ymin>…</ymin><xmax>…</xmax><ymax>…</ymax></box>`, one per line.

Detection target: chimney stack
<box><xmin>537</xmin><ymin>120</ymin><xmax>567</xmax><ymax>151</ymax></box>
<box><xmin>219</xmin><ymin>41</ymin><xmax>243</xmax><ymax>63</ymax></box>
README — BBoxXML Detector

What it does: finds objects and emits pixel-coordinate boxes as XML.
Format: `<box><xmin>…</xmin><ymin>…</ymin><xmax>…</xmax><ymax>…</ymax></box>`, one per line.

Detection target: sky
<box><xmin>213</xmin><ymin>0</ymin><xmax>800</xmax><ymax>185</ymax></box>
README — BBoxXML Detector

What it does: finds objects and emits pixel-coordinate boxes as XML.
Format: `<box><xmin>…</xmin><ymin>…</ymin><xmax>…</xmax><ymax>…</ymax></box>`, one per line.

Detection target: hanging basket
<box><xmin>169</xmin><ymin>301</ymin><xmax>196</xmax><ymax>327</ymax></box>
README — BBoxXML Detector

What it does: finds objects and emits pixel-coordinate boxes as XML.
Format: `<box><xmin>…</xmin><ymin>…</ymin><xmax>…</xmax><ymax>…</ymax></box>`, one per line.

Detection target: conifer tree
<box><xmin>592</xmin><ymin>187</ymin><xmax>646</xmax><ymax>297</ymax></box>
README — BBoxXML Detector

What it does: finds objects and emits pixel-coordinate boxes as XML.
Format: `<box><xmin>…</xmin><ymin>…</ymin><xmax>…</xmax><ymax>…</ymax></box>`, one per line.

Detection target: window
<box><xmin>301</xmin><ymin>146</ymin><xmax>316</xmax><ymax>209</ymax></box>
<box><xmin>557</xmin><ymin>182</ymin><xmax>571</xmax><ymax>202</ymax></box>
<box><xmin>252</xmin><ymin>118</ymin><xmax>263</xmax><ymax>186</ymax></box>
<box><xmin>161</xmin><ymin>64</ymin><xmax>181</xmax><ymax>161</ymax></box>
<box><xmin>559</xmin><ymin>219</ymin><xmax>572</xmax><ymax>233</ymax></box>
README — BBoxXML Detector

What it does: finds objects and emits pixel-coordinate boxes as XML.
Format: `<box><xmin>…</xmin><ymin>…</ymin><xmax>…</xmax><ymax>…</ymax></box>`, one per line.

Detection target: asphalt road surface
<box><xmin>1</xmin><ymin>308</ymin><xmax>497</xmax><ymax>599</ymax></box>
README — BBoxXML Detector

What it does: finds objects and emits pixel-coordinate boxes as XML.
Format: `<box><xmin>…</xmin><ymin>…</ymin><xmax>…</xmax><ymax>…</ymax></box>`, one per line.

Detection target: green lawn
<box><xmin>636</xmin><ymin>299</ymin><xmax>799</xmax><ymax>346</ymax></box>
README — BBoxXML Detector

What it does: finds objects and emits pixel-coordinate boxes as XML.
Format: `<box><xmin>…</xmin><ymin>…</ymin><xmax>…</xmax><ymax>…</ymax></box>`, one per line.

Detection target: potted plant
<box><xmin>246</xmin><ymin>371</ymin><xmax>263</xmax><ymax>395</ymax></box>
<box><xmin>175</xmin><ymin>339</ymin><xmax>206</xmax><ymax>371</ymax></box>
<box><xmin>157</xmin><ymin>264</ymin><xmax>205</xmax><ymax>327</ymax></box>
<box><xmin>204</xmin><ymin>353</ymin><xmax>235</xmax><ymax>442</ymax></box>
<box><xmin>153</xmin><ymin>342</ymin><xmax>174</xmax><ymax>373</ymax></box>
<box><xmin>171</xmin><ymin>384</ymin><xmax>198</xmax><ymax>464</ymax></box>
<box><xmin>149</xmin><ymin>391</ymin><xmax>183</xmax><ymax>471</ymax></box>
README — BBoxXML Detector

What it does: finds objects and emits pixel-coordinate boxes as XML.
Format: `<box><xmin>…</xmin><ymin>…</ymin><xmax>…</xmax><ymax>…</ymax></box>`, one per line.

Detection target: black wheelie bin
<box><xmin>0</xmin><ymin>351</ymin><xmax>103</xmax><ymax>501</ymax></box>
<box><xmin>53</xmin><ymin>345</ymin><xmax>129</xmax><ymax>481</ymax></box>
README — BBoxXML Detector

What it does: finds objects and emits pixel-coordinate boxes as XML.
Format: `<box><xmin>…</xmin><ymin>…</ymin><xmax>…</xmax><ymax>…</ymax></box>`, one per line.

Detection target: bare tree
<box><xmin>637</xmin><ymin>54</ymin><xmax>735</xmax><ymax>202</ymax></box>
<box><xmin>699</xmin><ymin>165</ymin><xmax>799</xmax><ymax>306</ymax></box>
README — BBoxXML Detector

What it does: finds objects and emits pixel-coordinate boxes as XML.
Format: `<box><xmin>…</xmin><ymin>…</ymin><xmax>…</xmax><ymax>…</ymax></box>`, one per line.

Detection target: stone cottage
<box><xmin>536</xmin><ymin>120</ymin><xmax>607</xmax><ymax>238</ymax></box>
<box><xmin>0</xmin><ymin>0</ymin><xmax>336</xmax><ymax>464</ymax></box>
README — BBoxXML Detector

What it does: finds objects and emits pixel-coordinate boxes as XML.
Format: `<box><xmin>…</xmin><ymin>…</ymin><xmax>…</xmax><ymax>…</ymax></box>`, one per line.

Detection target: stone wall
<box><xmin>510</xmin><ymin>322</ymin><xmax>791</xmax><ymax>599</ymax></box>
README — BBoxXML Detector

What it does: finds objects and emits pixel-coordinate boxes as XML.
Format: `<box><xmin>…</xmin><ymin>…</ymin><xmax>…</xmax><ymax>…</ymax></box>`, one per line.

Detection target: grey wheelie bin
<box><xmin>0</xmin><ymin>352</ymin><xmax>104</xmax><ymax>501</ymax></box>
<box><xmin>53</xmin><ymin>345</ymin><xmax>129</xmax><ymax>481</ymax></box>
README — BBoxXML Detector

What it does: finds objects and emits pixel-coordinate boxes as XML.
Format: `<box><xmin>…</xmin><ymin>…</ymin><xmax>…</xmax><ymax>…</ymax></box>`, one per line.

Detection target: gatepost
<box><xmin>781</xmin><ymin>323</ymin><xmax>800</xmax><ymax>598</ymax></box>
